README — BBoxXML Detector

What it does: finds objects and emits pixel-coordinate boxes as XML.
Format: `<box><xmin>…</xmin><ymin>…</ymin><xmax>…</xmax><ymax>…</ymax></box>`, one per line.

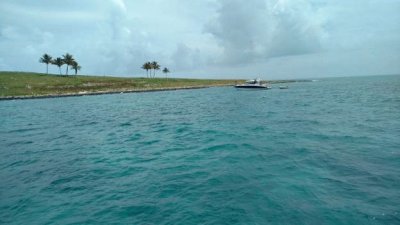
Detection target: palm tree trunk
<box><xmin>66</xmin><ymin>65</ymin><xmax>69</xmax><ymax>76</ymax></box>
<box><xmin>59</xmin><ymin>67</ymin><xmax>61</xmax><ymax>75</ymax></box>
<box><xmin>46</xmin><ymin>64</ymin><xmax>48</xmax><ymax>74</ymax></box>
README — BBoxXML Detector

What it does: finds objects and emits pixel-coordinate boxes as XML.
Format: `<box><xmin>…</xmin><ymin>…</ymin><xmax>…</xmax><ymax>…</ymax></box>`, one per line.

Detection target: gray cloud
<box><xmin>205</xmin><ymin>0</ymin><xmax>327</xmax><ymax>64</ymax></box>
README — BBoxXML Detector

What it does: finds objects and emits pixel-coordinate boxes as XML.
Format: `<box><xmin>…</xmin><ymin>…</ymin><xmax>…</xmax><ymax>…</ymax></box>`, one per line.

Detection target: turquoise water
<box><xmin>1</xmin><ymin>75</ymin><xmax>399</xmax><ymax>224</ymax></box>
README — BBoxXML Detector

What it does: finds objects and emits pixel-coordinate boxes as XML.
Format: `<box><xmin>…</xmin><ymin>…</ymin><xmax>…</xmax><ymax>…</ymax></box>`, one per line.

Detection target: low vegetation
<box><xmin>0</xmin><ymin>72</ymin><xmax>243</xmax><ymax>98</ymax></box>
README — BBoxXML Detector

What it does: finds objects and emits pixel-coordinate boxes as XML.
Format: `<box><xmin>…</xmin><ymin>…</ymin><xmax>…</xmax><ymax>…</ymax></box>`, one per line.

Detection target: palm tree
<box><xmin>52</xmin><ymin>57</ymin><xmax>64</xmax><ymax>75</ymax></box>
<box><xmin>62</xmin><ymin>53</ymin><xmax>74</xmax><ymax>76</ymax></box>
<box><xmin>39</xmin><ymin>54</ymin><xmax>52</xmax><ymax>74</ymax></box>
<box><xmin>71</xmin><ymin>61</ymin><xmax>81</xmax><ymax>76</ymax></box>
<box><xmin>151</xmin><ymin>61</ymin><xmax>160</xmax><ymax>78</ymax></box>
<box><xmin>162</xmin><ymin>67</ymin><xmax>170</xmax><ymax>78</ymax></box>
<box><xmin>142</xmin><ymin>62</ymin><xmax>152</xmax><ymax>78</ymax></box>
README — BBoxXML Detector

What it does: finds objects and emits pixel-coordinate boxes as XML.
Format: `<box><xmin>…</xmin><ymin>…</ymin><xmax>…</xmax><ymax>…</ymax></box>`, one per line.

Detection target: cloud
<box><xmin>171</xmin><ymin>43</ymin><xmax>205</xmax><ymax>71</ymax></box>
<box><xmin>205</xmin><ymin>0</ymin><xmax>327</xmax><ymax>64</ymax></box>
<box><xmin>0</xmin><ymin>0</ymin><xmax>399</xmax><ymax>78</ymax></box>
<box><xmin>0</xmin><ymin>0</ymin><xmax>145</xmax><ymax>75</ymax></box>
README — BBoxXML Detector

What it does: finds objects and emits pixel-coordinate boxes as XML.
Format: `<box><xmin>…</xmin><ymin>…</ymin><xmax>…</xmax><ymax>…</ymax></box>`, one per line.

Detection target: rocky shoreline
<box><xmin>0</xmin><ymin>85</ymin><xmax>230</xmax><ymax>101</ymax></box>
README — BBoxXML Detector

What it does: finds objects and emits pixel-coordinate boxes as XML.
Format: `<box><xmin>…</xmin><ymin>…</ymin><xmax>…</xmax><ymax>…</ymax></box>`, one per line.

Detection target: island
<box><xmin>0</xmin><ymin>72</ymin><xmax>245</xmax><ymax>100</ymax></box>
<box><xmin>0</xmin><ymin>72</ymin><xmax>310</xmax><ymax>100</ymax></box>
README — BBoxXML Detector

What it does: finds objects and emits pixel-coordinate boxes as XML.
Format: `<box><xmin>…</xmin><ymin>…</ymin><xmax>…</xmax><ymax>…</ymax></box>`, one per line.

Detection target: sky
<box><xmin>0</xmin><ymin>0</ymin><xmax>399</xmax><ymax>79</ymax></box>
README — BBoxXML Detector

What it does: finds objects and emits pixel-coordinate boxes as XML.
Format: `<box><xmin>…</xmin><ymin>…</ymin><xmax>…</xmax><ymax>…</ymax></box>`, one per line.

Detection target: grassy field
<box><xmin>0</xmin><ymin>72</ymin><xmax>244</xmax><ymax>98</ymax></box>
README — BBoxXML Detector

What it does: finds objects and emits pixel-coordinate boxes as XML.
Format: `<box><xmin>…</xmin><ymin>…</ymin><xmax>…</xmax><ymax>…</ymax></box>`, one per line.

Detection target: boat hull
<box><xmin>235</xmin><ymin>85</ymin><xmax>270</xmax><ymax>89</ymax></box>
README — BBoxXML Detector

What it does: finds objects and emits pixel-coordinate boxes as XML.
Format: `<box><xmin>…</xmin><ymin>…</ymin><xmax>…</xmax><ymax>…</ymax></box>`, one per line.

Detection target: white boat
<box><xmin>234</xmin><ymin>78</ymin><xmax>271</xmax><ymax>89</ymax></box>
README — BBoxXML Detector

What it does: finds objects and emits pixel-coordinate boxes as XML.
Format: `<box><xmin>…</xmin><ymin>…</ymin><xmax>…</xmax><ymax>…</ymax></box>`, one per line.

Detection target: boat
<box><xmin>234</xmin><ymin>78</ymin><xmax>271</xmax><ymax>89</ymax></box>
<box><xmin>279</xmin><ymin>86</ymin><xmax>289</xmax><ymax>89</ymax></box>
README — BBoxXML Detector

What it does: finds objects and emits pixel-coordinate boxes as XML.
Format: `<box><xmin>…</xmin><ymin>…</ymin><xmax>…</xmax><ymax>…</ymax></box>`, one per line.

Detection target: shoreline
<box><xmin>0</xmin><ymin>84</ymin><xmax>231</xmax><ymax>101</ymax></box>
<box><xmin>0</xmin><ymin>72</ymin><xmax>310</xmax><ymax>101</ymax></box>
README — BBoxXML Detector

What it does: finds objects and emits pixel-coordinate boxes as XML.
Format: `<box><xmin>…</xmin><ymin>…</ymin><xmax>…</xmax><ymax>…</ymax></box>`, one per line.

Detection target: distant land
<box><xmin>0</xmin><ymin>72</ymin><xmax>308</xmax><ymax>100</ymax></box>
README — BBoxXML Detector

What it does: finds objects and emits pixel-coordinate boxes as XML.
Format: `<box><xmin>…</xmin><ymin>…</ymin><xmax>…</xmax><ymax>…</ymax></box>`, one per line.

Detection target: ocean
<box><xmin>1</xmin><ymin>75</ymin><xmax>399</xmax><ymax>224</ymax></box>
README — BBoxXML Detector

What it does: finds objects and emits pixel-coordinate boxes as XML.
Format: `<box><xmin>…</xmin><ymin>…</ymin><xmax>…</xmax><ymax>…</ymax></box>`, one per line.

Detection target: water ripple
<box><xmin>0</xmin><ymin>75</ymin><xmax>399</xmax><ymax>224</ymax></box>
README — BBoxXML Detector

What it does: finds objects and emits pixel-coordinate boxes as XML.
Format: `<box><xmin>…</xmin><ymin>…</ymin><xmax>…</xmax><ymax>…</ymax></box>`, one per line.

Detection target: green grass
<box><xmin>0</xmin><ymin>72</ymin><xmax>243</xmax><ymax>97</ymax></box>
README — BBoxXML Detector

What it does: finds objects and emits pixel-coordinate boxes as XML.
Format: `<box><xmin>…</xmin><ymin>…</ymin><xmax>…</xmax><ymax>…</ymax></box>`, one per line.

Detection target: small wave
<box><xmin>138</xmin><ymin>139</ymin><xmax>160</xmax><ymax>145</ymax></box>
<box><xmin>60</xmin><ymin>186</ymin><xmax>87</xmax><ymax>193</ymax></box>
<box><xmin>119</xmin><ymin>122</ymin><xmax>132</xmax><ymax>127</ymax></box>
<box><xmin>204</xmin><ymin>129</ymin><xmax>218</xmax><ymax>135</ymax></box>
<box><xmin>175</xmin><ymin>126</ymin><xmax>190</xmax><ymax>133</ymax></box>
<box><xmin>7</xmin><ymin>140</ymin><xmax>34</xmax><ymax>147</ymax></box>
<box><xmin>203</xmin><ymin>143</ymin><xmax>239</xmax><ymax>152</ymax></box>
<box><xmin>128</xmin><ymin>133</ymin><xmax>142</xmax><ymax>141</ymax></box>
<box><xmin>117</xmin><ymin>205</ymin><xmax>159</xmax><ymax>217</ymax></box>
<box><xmin>49</xmin><ymin>175</ymin><xmax>83</xmax><ymax>186</ymax></box>
<box><xmin>251</xmin><ymin>126</ymin><xmax>265</xmax><ymax>132</ymax></box>
<box><xmin>4</xmin><ymin>159</ymin><xmax>38</xmax><ymax>169</ymax></box>
<box><xmin>53</xmin><ymin>134</ymin><xmax>71</xmax><ymax>140</ymax></box>
<box><xmin>7</xmin><ymin>127</ymin><xmax>40</xmax><ymax>133</ymax></box>
<box><xmin>75</xmin><ymin>121</ymin><xmax>98</xmax><ymax>127</ymax></box>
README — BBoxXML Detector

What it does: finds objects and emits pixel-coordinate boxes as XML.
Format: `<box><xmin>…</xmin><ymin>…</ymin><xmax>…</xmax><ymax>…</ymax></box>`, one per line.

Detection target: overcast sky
<box><xmin>0</xmin><ymin>0</ymin><xmax>399</xmax><ymax>79</ymax></box>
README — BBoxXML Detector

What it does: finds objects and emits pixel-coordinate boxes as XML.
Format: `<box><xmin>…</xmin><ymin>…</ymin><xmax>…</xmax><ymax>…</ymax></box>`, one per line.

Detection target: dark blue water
<box><xmin>1</xmin><ymin>75</ymin><xmax>399</xmax><ymax>224</ymax></box>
